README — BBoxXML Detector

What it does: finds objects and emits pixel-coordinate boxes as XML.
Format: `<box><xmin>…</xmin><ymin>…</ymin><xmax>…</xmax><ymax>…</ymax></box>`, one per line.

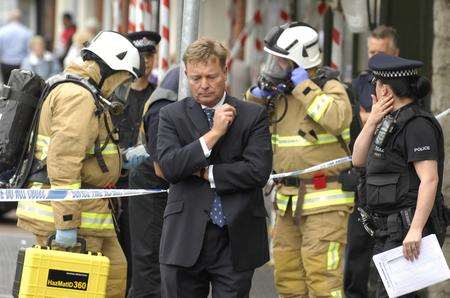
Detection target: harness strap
<box><xmin>94</xmin><ymin>137</ymin><xmax>109</xmax><ymax>173</ymax></box>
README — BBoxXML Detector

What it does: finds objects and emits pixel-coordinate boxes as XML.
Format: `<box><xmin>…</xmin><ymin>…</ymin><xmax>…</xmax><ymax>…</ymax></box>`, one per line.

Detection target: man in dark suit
<box><xmin>157</xmin><ymin>38</ymin><xmax>272</xmax><ymax>298</ymax></box>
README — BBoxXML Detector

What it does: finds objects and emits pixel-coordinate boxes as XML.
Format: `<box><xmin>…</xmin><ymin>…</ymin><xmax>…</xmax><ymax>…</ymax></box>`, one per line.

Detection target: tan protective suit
<box><xmin>246</xmin><ymin>74</ymin><xmax>354</xmax><ymax>298</ymax></box>
<box><xmin>16</xmin><ymin>60</ymin><xmax>131</xmax><ymax>298</ymax></box>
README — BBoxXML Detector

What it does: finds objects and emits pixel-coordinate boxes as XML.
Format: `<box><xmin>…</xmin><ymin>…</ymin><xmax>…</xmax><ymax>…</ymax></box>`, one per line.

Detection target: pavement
<box><xmin>0</xmin><ymin>210</ymin><xmax>277</xmax><ymax>298</ymax></box>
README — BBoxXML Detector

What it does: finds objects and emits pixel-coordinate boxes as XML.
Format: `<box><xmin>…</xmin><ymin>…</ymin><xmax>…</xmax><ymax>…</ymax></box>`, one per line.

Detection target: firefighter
<box><xmin>246</xmin><ymin>22</ymin><xmax>354</xmax><ymax>297</ymax></box>
<box><xmin>16</xmin><ymin>31</ymin><xmax>142</xmax><ymax>298</ymax></box>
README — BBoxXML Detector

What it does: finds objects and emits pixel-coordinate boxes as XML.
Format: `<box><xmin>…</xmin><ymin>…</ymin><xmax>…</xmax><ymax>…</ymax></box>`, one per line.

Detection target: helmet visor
<box><xmin>261</xmin><ymin>54</ymin><xmax>294</xmax><ymax>83</ymax></box>
<box><xmin>112</xmin><ymin>79</ymin><xmax>132</xmax><ymax>104</ymax></box>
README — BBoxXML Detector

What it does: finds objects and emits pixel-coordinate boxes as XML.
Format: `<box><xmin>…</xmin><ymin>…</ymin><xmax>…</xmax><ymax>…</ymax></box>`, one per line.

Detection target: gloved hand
<box><xmin>55</xmin><ymin>229</ymin><xmax>77</xmax><ymax>248</ymax></box>
<box><xmin>290</xmin><ymin>67</ymin><xmax>309</xmax><ymax>86</ymax></box>
<box><xmin>123</xmin><ymin>144</ymin><xmax>149</xmax><ymax>170</ymax></box>
<box><xmin>250</xmin><ymin>86</ymin><xmax>275</xmax><ymax>99</ymax></box>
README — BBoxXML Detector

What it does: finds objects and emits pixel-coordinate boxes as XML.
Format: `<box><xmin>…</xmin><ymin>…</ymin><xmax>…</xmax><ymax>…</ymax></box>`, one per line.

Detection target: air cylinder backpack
<box><xmin>0</xmin><ymin>69</ymin><xmax>111</xmax><ymax>188</ymax></box>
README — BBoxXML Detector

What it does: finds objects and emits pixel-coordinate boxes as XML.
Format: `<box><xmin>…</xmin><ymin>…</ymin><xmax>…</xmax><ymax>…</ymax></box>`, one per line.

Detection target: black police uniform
<box><xmin>112</xmin><ymin>83</ymin><xmax>155</xmax><ymax>293</ymax></box>
<box><xmin>364</xmin><ymin>54</ymin><xmax>446</xmax><ymax>298</ymax></box>
<box><xmin>344</xmin><ymin>71</ymin><xmax>376</xmax><ymax>298</ymax></box>
<box><xmin>127</xmin><ymin>66</ymin><xmax>178</xmax><ymax>298</ymax></box>
<box><xmin>111</xmin><ymin>30</ymin><xmax>161</xmax><ymax>294</ymax></box>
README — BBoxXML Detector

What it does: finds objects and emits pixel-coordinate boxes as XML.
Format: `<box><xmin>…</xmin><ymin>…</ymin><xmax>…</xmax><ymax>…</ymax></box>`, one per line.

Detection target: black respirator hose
<box><xmin>267</xmin><ymin>92</ymin><xmax>289</xmax><ymax>124</ymax></box>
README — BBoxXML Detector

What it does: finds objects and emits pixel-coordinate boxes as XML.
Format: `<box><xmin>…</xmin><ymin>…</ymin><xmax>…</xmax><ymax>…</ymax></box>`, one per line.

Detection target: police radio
<box><xmin>374</xmin><ymin>114</ymin><xmax>396</xmax><ymax>148</ymax></box>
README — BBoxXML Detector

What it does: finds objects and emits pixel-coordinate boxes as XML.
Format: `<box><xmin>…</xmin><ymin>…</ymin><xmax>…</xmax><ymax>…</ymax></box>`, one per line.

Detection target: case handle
<box><xmin>46</xmin><ymin>234</ymin><xmax>87</xmax><ymax>253</ymax></box>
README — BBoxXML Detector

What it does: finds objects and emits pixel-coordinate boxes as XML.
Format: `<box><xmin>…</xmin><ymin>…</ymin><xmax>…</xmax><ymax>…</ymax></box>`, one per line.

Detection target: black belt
<box><xmin>281</xmin><ymin>176</ymin><xmax>339</xmax><ymax>187</ymax></box>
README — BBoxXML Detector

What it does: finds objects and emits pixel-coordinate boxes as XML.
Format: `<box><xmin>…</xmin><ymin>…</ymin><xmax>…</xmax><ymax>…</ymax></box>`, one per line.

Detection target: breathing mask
<box><xmin>257</xmin><ymin>54</ymin><xmax>295</xmax><ymax>124</ymax></box>
<box><xmin>106</xmin><ymin>79</ymin><xmax>133</xmax><ymax>115</ymax></box>
<box><xmin>258</xmin><ymin>54</ymin><xmax>294</xmax><ymax>93</ymax></box>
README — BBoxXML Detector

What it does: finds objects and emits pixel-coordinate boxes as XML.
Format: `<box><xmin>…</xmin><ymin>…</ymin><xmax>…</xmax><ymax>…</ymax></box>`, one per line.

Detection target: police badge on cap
<box><xmin>369</xmin><ymin>53</ymin><xmax>423</xmax><ymax>79</ymax></box>
<box><xmin>127</xmin><ymin>31</ymin><xmax>161</xmax><ymax>54</ymax></box>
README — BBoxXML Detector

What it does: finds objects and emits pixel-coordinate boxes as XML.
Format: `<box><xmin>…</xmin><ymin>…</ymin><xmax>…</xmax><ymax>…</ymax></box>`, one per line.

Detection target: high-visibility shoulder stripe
<box><xmin>307</xmin><ymin>93</ymin><xmax>334</xmax><ymax>122</ymax></box>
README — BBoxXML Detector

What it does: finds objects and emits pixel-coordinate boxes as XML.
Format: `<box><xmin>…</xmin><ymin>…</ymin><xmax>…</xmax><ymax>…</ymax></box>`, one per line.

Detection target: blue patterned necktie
<box><xmin>203</xmin><ymin>108</ymin><xmax>227</xmax><ymax>227</ymax></box>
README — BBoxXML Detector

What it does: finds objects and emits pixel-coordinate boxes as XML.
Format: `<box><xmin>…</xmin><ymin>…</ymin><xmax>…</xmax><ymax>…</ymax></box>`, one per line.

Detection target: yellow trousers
<box><xmin>272</xmin><ymin>202</ymin><xmax>348</xmax><ymax>298</ymax></box>
<box><xmin>36</xmin><ymin>235</ymin><xmax>127</xmax><ymax>298</ymax></box>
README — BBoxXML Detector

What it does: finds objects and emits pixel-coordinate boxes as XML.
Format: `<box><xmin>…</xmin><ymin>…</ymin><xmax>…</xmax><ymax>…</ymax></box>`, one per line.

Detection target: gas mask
<box><xmin>106</xmin><ymin>79</ymin><xmax>133</xmax><ymax>115</ymax></box>
<box><xmin>257</xmin><ymin>54</ymin><xmax>295</xmax><ymax>124</ymax></box>
<box><xmin>258</xmin><ymin>54</ymin><xmax>294</xmax><ymax>93</ymax></box>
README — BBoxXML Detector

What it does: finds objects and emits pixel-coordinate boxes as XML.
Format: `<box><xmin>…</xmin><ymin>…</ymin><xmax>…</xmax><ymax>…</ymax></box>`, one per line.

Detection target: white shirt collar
<box><xmin>201</xmin><ymin>92</ymin><xmax>226</xmax><ymax>110</ymax></box>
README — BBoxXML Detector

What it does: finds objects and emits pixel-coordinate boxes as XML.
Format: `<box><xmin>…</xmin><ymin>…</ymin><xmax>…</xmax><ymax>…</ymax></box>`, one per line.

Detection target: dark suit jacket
<box><xmin>157</xmin><ymin>95</ymin><xmax>272</xmax><ymax>271</ymax></box>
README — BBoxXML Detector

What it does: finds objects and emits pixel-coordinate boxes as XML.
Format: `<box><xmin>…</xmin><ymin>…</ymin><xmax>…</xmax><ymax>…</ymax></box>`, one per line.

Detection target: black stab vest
<box><xmin>365</xmin><ymin>104</ymin><xmax>444</xmax><ymax>214</ymax></box>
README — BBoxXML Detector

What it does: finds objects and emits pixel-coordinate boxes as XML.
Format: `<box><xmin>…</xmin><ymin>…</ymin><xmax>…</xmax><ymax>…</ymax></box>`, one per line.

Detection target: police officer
<box><xmin>344</xmin><ymin>25</ymin><xmax>400</xmax><ymax>298</ymax></box>
<box><xmin>352</xmin><ymin>53</ymin><xmax>446</xmax><ymax>298</ymax></box>
<box><xmin>247</xmin><ymin>22</ymin><xmax>354</xmax><ymax>298</ymax></box>
<box><xmin>111</xmin><ymin>30</ymin><xmax>160</xmax><ymax>293</ymax></box>
<box><xmin>127</xmin><ymin>66</ymin><xmax>178</xmax><ymax>297</ymax></box>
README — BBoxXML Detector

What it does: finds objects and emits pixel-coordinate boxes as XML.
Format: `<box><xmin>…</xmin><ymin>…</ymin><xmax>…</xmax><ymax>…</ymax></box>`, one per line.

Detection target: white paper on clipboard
<box><xmin>372</xmin><ymin>234</ymin><xmax>450</xmax><ymax>297</ymax></box>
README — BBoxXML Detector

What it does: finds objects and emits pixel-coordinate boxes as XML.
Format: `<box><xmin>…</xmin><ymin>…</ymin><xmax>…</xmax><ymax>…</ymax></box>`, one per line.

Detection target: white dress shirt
<box><xmin>198</xmin><ymin>92</ymin><xmax>226</xmax><ymax>188</ymax></box>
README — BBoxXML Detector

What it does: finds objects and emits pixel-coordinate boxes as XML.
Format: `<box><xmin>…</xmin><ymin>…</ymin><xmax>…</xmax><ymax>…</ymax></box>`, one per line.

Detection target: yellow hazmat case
<box><xmin>13</xmin><ymin>244</ymin><xmax>109</xmax><ymax>298</ymax></box>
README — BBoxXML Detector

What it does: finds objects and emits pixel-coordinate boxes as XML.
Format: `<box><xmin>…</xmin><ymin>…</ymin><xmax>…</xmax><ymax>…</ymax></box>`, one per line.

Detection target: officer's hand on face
<box><xmin>211</xmin><ymin>104</ymin><xmax>236</xmax><ymax>136</ymax></box>
<box><xmin>123</xmin><ymin>145</ymin><xmax>150</xmax><ymax>170</ymax></box>
<box><xmin>290</xmin><ymin>67</ymin><xmax>309</xmax><ymax>86</ymax></box>
<box><xmin>366</xmin><ymin>93</ymin><xmax>394</xmax><ymax>127</ymax></box>
<box><xmin>403</xmin><ymin>227</ymin><xmax>422</xmax><ymax>261</ymax></box>
<box><xmin>55</xmin><ymin>229</ymin><xmax>77</xmax><ymax>248</ymax></box>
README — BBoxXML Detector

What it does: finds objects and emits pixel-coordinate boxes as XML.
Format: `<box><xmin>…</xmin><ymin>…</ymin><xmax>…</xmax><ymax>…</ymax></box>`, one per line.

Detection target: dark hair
<box><xmin>63</xmin><ymin>13</ymin><xmax>73</xmax><ymax>21</ymax></box>
<box><xmin>371</xmin><ymin>25</ymin><xmax>399</xmax><ymax>51</ymax></box>
<box><xmin>380</xmin><ymin>75</ymin><xmax>431</xmax><ymax>100</ymax></box>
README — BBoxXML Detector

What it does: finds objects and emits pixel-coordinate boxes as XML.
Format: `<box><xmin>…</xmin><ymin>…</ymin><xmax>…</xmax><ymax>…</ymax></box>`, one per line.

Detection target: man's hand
<box><xmin>211</xmin><ymin>104</ymin><xmax>236</xmax><ymax>136</ymax></box>
<box><xmin>203</xmin><ymin>104</ymin><xmax>237</xmax><ymax>150</ymax></box>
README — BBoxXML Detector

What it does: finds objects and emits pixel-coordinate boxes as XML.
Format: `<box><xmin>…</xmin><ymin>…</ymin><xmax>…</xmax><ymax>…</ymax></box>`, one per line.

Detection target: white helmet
<box><xmin>81</xmin><ymin>31</ymin><xmax>141</xmax><ymax>79</ymax></box>
<box><xmin>264</xmin><ymin>22</ymin><xmax>321</xmax><ymax>69</ymax></box>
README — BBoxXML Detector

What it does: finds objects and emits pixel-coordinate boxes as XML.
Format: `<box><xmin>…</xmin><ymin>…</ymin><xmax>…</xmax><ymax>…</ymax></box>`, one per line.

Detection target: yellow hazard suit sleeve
<box><xmin>46</xmin><ymin>84</ymin><xmax>99</xmax><ymax>229</ymax></box>
<box><xmin>292</xmin><ymin>79</ymin><xmax>352</xmax><ymax>136</ymax></box>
